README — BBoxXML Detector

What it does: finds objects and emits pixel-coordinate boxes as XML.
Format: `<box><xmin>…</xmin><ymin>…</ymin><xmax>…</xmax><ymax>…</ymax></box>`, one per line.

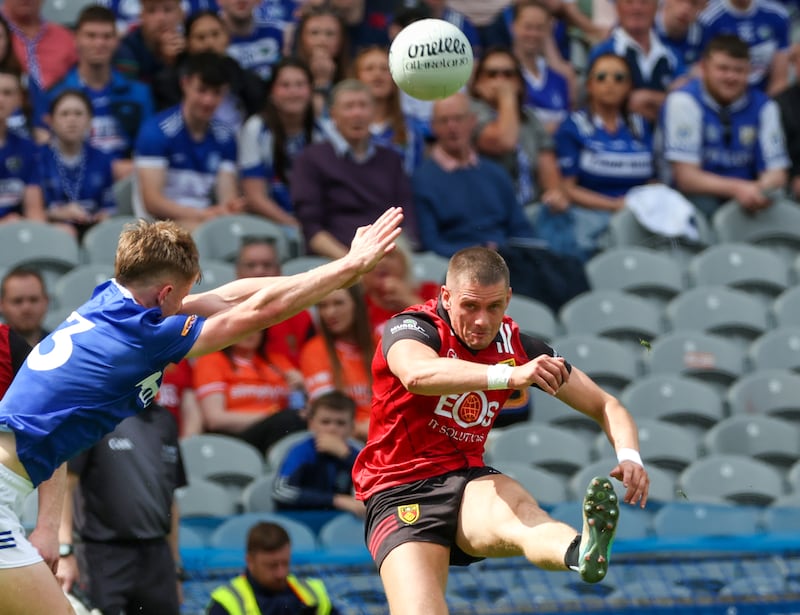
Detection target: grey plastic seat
<box><xmin>318</xmin><ymin>513</ymin><xmax>367</xmax><ymax>550</ymax></box>
<box><xmin>773</xmin><ymin>286</ymin><xmax>800</xmax><ymax>328</ymax></box>
<box><xmin>606</xmin><ymin>580</ymin><xmax>693</xmax><ymax>601</ymax></box>
<box><xmin>240</xmin><ymin>473</ymin><xmax>277</xmax><ymax>513</ymax></box>
<box><xmin>192</xmin><ymin>260</ymin><xmax>236</xmax><ymax>293</ymax></box>
<box><xmin>486</xmin><ymin>424</ymin><xmax>591</xmax><ymax>477</ymax></box>
<box><xmin>678</xmin><ymin>454</ymin><xmax>785</xmax><ymax>506</ymax></box>
<box><xmin>594</xmin><ymin>419</ymin><xmax>699</xmax><ymax>474</ymax></box>
<box><xmin>80</xmin><ymin>216</ymin><xmax>138</xmax><ymax>265</ymax></box>
<box><xmin>49</xmin><ymin>263</ymin><xmax>114</xmax><ymax>322</ymax></box>
<box><xmin>265</xmin><ymin>431</ymin><xmax>312</xmax><ymax>472</ymax></box>
<box><xmin>528</xmin><ymin>388</ymin><xmax>601</xmax><ymax>434</ymax></box>
<box><xmin>411</xmin><ymin>251</ymin><xmax>449</xmax><ymax>284</ymax></box>
<box><xmin>492</xmin><ymin>461</ymin><xmax>568</xmax><ymax>505</ymax></box>
<box><xmin>761</xmin><ymin>505</ymin><xmax>800</xmax><ymax>534</ymax></box>
<box><xmin>644</xmin><ymin>331</ymin><xmax>746</xmax><ymax>393</ymax></box>
<box><xmin>585</xmin><ymin>246</ymin><xmax>685</xmax><ymax>306</ymax></box>
<box><xmin>280</xmin><ymin>256</ymin><xmax>332</xmax><ymax>276</ymax></box>
<box><xmin>620</xmin><ymin>374</ymin><xmax>725</xmax><ymax>431</ymax></box>
<box><xmin>569</xmin><ymin>459</ymin><xmax>675</xmax><ymax>502</ymax></box>
<box><xmin>665</xmin><ymin>285</ymin><xmax>770</xmax><ymax>348</ymax></box>
<box><xmin>713</xmin><ymin>197</ymin><xmax>800</xmax><ymax>263</ymax></box>
<box><xmin>208</xmin><ymin>512</ymin><xmax>317</xmax><ymax>552</ymax></box>
<box><xmin>726</xmin><ymin>369</ymin><xmax>800</xmax><ymax>421</ymax></box>
<box><xmin>506</xmin><ymin>295</ymin><xmax>557</xmax><ymax>342</ymax></box>
<box><xmin>687</xmin><ymin>242</ymin><xmax>790</xmax><ymax>303</ymax></box>
<box><xmin>719</xmin><ymin>577</ymin><xmax>788</xmax><ymax>598</ymax></box>
<box><xmin>703</xmin><ymin>415</ymin><xmax>800</xmax><ymax>469</ymax></box>
<box><xmin>787</xmin><ymin>460</ymin><xmax>800</xmax><ymax>493</ymax></box>
<box><xmin>192</xmin><ymin>214</ymin><xmax>291</xmax><ymax>263</ymax></box>
<box><xmin>652</xmin><ymin>501</ymin><xmax>761</xmax><ymax>538</ymax></box>
<box><xmin>175</xmin><ymin>478</ymin><xmax>238</xmax><ymax>517</ymax></box>
<box><xmin>180</xmin><ymin>434</ymin><xmax>265</xmax><ymax>486</ymax></box>
<box><xmin>550</xmin><ymin>335</ymin><xmax>640</xmax><ymax>397</ymax></box>
<box><xmin>0</xmin><ymin>221</ymin><xmax>80</xmax><ymax>283</ymax></box>
<box><xmin>559</xmin><ymin>290</ymin><xmax>664</xmax><ymax>350</ymax></box>
<box><xmin>748</xmin><ymin>328</ymin><xmax>800</xmax><ymax>373</ymax></box>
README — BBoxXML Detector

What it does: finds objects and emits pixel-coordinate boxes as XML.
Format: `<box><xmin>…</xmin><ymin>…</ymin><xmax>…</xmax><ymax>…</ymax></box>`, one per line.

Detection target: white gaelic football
<box><xmin>389</xmin><ymin>18</ymin><xmax>474</xmax><ymax>101</ymax></box>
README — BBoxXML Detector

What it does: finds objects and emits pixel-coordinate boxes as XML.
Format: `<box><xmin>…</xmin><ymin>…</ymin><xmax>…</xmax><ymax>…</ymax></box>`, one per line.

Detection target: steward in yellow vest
<box><xmin>209</xmin><ymin>572</ymin><xmax>333</xmax><ymax>615</ymax></box>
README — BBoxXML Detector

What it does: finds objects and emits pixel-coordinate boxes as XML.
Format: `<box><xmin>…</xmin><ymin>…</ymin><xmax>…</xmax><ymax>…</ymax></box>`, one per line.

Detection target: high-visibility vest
<box><xmin>210</xmin><ymin>573</ymin><xmax>333</xmax><ymax>615</ymax></box>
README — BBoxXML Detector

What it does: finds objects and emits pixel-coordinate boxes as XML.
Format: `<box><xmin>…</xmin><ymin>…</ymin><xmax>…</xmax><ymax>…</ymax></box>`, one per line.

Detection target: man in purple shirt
<box><xmin>291</xmin><ymin>79</ymin><xmax>415</xmax><ymax>258</ymax></box>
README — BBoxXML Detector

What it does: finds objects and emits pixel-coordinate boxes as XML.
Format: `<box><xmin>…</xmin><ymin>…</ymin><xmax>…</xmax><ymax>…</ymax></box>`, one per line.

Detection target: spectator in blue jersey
<box><xmin>134</xmin><ymin>51</ymin><xmax>245</xmax><ymax>230</ymax></box>
<box><xmin>294</xmin><ymin>5</ymin><xmax>351</xmax><ymax>117</ymax></box>
<box><xmin>39</xmin><ymin>91</ymin><xmax>115</xmax><ymax>239</ymax></box>
<box><xmin>699</xmin><ymin>0</ymin><xmax>791</xmax><ymax>96</ymax></box>
<box><xmin>508</xmin><ymin>1</ymin><xmax>573</xmax><ymax>134</ymax></box>
<box><xmin>152</xmin><ymin>11</ymin><xmax>266</xmax><ymax>132</ymax></box>
<box><xmin>469</xmin><ymin>47</ymin><xmax>569</xmax><ymax>215</ymax></box>
<box><xmin>655</xmin><ymin>0</ymin><xmax>706</xmax><ymax>70</ymax></box>
<box><xmin>589</xmin><ymin>0</ymin><xmax>685</xmax><ymax>122</ymax></box>
<box><xmin>100</xmin><ymin>0</ymin><xmax>220</xmax><ymax>34</ymax></box>
<box><xmin>207</xmin><ymin>522</ymin><xmax>340</xmax><ymax>615</ymax></box>
<box><xmin>776</xmin><ymin>49</ymin><xmax>800</xmax><ymax>201</ymax></box>
<box><xmin>0</xmin><ymin>206</ymin><xmax>403</xmax><ymax>615</ymax></box>
<box><xmin>272</xmin><ymin>390</ymin><xmax>364</xmax><ymax>516</ymax></box>
<box><xmin>292</xmin><ymin>79</ymin><xmax>414</xmax><ymax>259</ymax></box>
<box><xmin>329</xmin><ymin>0</ymin><xmax>391</xmax><ymax>51</ymax></box>
<box><xmin>39</xmin><ymin>6</ymin><xmax>154</xmax><ymax>180</ymax></box>
<box><xmin>353</xmin><ymin>46</ymin><xmax>426</xmax><ymax>175</ymax></box>
<box><xmin>661</xmin><ymin>34</ymin><xmax>789</xmax><ymax>218</ymax></box>
<box><xmin>239</xmin><ymin>58</ymin><xmax>322</xmax><ymax>232</ymax></box>
<box><xmin>0</xmin><ymin>68</ymin><xmax>44</xmax><ymax>224</ymax></box>
<box><xmin>420</xmin><ymin>0</ymin><xmax>482</xmax><ymax>57</ymax></box>
<box><xmin>114</xmin><ymin>0</ymin><xmax>186</xmax><ymax>85</ymax></box>
<box><xmin>219</xmin><ymin>0</ymin><xmax>283</xmax><ymax>81</ymax></box>
<box><xmin>555</xmin><ymin>53</ymin><xmax>655</xmax><ymax>258</ymax></box>
<box><xmin>0</xmin><ymin>14</ymin><xmax>32</xmax><ymax>138</ymax></box>
<box><xmin>252</xmin><ymin>0</ymin><xmax>299</xmax><ymax>28</ymax></box>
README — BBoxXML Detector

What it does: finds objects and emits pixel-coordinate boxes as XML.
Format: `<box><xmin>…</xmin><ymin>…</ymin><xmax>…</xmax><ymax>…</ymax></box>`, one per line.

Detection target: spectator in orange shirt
<box><xmin>193</xmin><ymin>329</ymin><xmax>307</xmax><ymax>453</ymax></box>
<box><xmin>299</xmin><ymin>284</ymin><xmax>374</xmax><ymax>441</ymax></box>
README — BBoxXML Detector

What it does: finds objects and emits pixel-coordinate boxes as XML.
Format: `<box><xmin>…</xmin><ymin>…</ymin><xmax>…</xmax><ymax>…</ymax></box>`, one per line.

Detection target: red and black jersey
<box><xmin>352</xmin><ymin>298</ymin><xmax>570</xmax><ymax>501</ymax></box>
<box><xmin>0</xmin><ymin>324</ymin><xmax>32</xmax><ymax>399</ymax></box>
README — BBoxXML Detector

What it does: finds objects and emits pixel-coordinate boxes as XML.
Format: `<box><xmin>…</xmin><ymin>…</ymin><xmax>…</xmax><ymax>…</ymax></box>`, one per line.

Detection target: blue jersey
<box><xmin>38</xmin><ymin>144</ymin><xmax>115</xmax><ymax>215</ymax></box>
<box><xmin>442</xmin><ymin>7</ymin><xmax>481</xmax><ymax>54</ymax></box>
<box><xmin>0</xmin><ymin>280</ymin><xmax>204</xmax><ymax>486</ymax></box>
<box><xmin>0</xmin><ymin>131</ymin><xmax>41</xmax><ymax>218</ymax></box>
<box><xmin>555</xmin><ymin>109</ymin><xmax>655</xmax><ymax>196</ymax></box>
<box><xmin>134</xmin><ymin>106</ymin><xmax>237</xmax><ymax>211</ymax></box>
<box><xmin>590</xmin><ymin>28</ymin><xmax>685</xmax><ymax>91</ymax></box>
<box><xmin>39</xmin><ymin>68</ymin><xmax>154</xmax><ymax>158</ymax></box>
<box><xmin>661</xmin><ymin>78</ymin><xmax>789</xmax><ymax>180</ymax></box>
<box><xmin>227</xmin><ymin>23</ymin><xmax>283</xmax><ymax>82</ymax></box>
<box><xmin>253</xmin><ymin>0</ymin><xmax>300</xmax><ymax>27</ymax></box>
<box><xmin>655</xmin><ymin>11</ymin><xmax>705</xmax><ymax>67</ymax></box>
<box><xmin>368</xmin><ymin>118</ymin><xmax>425</xmax><ymax>175</ymax></box>
<box><xmin>700</xmin><ymin>0</ymin><xmax>789</xmax><ymax>91</ymax></box>
<box><xmin>522</xmin><ymin>57</ymin><xmax>570</xmax><ymax>130</ymax></box>
<box><xmin>98</xmin><ymin>0</ymin><xmax>219</xmax><ymax>33</ymax></box>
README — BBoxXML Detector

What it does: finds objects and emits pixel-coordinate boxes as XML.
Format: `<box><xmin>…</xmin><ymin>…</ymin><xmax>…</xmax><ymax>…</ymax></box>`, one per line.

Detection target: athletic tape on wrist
<box><xmin>487</xmin><ymin>364</ymin><xmax>513</xmax><ymax>390</ymax></box>
<box><xmin>617</xmin><ymin>447</ymin><xmax>643</xmax><ymax>467</ymax></box>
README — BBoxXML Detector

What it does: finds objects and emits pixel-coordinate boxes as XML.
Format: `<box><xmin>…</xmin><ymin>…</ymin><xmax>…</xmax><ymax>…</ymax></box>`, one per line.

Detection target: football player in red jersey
<box><xmin>352</xmin><ymin>246</ymin><xmax>650</xmax><ymax>614</ymax></box>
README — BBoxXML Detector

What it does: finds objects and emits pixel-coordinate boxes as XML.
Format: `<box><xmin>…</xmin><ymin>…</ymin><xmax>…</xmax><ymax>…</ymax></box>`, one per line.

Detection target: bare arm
<box><xmin>241</xmin><ymin>177</ymin><xmax>300</xmax><ymax>227</ymax></box>
<box><xmin>29</xmin><ymin>463</ymin><xmax>67</xmax><ymax>573</ymax></box>
<box><xmin>137</xmin><ymin>166</ymin><xmax>217</xmax><ymax>225</ymax></box>
<box><xmin>562</xmin><ymin>176</ymin><xmax>625</xmax><ymax>211</ymax></box>
<box><xmin>56</xmin><ymin>472</ymin><xmax>80</xmax><ymax>591</ymax></box>
<box><xmin>199</xmin><ymin>391</ymin><xmax>268</xmax><ymax>432</ymax></box>
<box><xmin>23</xmin><ymin>185</ymin><xmax>46</xmax><ymax>222</ymax></box>
<box><xmin>474</xmin><ymin>86</ymin><xmax>520</xmax><ymax>155</ymax></box>
<box><xmin>179</xmin><ymin>389</ymin><xmax>204</xmax><ymax>439</ymax></box>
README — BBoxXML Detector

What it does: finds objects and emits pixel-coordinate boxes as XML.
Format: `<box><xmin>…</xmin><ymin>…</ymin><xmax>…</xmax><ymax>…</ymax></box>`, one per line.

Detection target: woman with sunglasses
<box><xmin>470</xmin><ymin>47</ymin><xmax>569</xmax><ymax>215</ymax></box>
<box><xmin>554</xmin><ymin>52</ymin><xmax>655</xmax><ymax>260</ymax></box>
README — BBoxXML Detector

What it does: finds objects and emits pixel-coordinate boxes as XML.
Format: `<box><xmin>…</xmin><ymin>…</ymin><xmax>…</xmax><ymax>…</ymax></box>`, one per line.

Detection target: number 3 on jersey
<box><xmin>27</xmin><ymin>312</ymin><xmax>96</xmax><ymax>371</ymax></box>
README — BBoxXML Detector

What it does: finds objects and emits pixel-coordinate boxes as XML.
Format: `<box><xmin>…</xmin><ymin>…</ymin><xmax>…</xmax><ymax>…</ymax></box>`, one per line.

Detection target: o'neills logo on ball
<box><xmin>407</xmin><ymin>37</ymin><xmax>468</xmax><ymax>58</ymax></box>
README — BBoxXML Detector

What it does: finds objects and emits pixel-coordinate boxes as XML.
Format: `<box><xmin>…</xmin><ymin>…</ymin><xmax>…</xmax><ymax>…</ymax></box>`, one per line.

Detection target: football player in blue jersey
<box><xmin>0</xmin><ymin>206</ymin><xmax>403</xmax><ymax>615</ymax></box>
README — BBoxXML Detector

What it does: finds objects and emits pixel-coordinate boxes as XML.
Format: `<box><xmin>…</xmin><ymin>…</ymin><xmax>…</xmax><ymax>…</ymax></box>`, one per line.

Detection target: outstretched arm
<box><xmin>185</xmin><ymin>208</ymin><xmax>403</xmax><ymax>358</ymax></box>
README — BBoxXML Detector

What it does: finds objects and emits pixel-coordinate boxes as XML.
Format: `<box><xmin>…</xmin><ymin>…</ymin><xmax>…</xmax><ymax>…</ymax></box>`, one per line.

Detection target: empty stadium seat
<box><xmin>747</xmin><ymin>328</ymin><xmax>800</xmax><ymax>373</ymax></box>
<box><xmin>192</xmin><ymin>215</ymin><xmax>291</xmax><ymax>263</ymax></box>
<box><xmin>569</xmin><ymin>459</ymin><xmax>676</xmax><ymax>502</ymax></box>
<box><xmin>703</xmin><ymin>415</ymin><xmax>800</xmax><ymax>469</ymax></box>
<box><xmin>192</xmin><ymin>260</ymin><xmax>237</xmax><ymax>294</ymax></box>
<box><xmin>528</xmin><ymin>387</ymin><xmax>601</xmax><ymax>434</ymax></box>
<box><xmin>713</xmin><ymin>198</ymin><xmax>800</xmax><ymax>264</ymax></box>
<box><xmin>652</xmin><ymin>502</ymin><xmax>761</xmax><ymax>538</ymax></box>
<box><xmin>176</xmin><ymin>478</ymin><xmax>239</xmax><ymax>517</ymax></box>
<box><xmin>726</xmin><ymin>369</ymin><xmax>800</xmax><ymax>421</ymax></box>
<box><xmin>411</xmin><ymin>251</ymin><xmax>449</xmax><ymax>284</ymax></box>
<box><xmin>594</xmin><ymin>419</ymin><xmax>699</xmax><ymax>474</ymax></box>
<box><xmin>491</xmin><ymin>461</ymin><xmax>568</xmax><ymax>505</ymax></box>
<box><xmin>606</xmin><ymin>207</ymin><xmax>712</xmax><ymax>262</ymax></box>
<box><xmin>180</xmin><ymin>434</ymin><xmax>265</xmax><ymax>487</ymax></box>
<box><xmin>0</xmin><ymin>221</ymin><xmax>80</xmax><ymax>289</ymax></box>
<box><xmin>80</xmin><ymin>216</ymin><xmax>138</xmax><ymax>265</ymax></box>
<box><xmin>240</xmin><ymin>473</ymin><xmax>277</xmax><ymax>513</ymax></box>
<box><xmin>486</xmin><ymin>424</ymin><xmax>591</xmax><ymax>477</ymax></box>
<box><xmin>773</xmin><ymin>286</ymin><xmax>800</xmax><ymax>328</ymax></box>
<box><xmin>550</xmin><ymin>335</ymin><xmax>640</xmax><ymax>397</ymax></box>
<box><xmin>208</xmin><ymin>512</ymin><xmax>317</xmax><ymax>552</ymax></box>
<box><xmin>505</xmin><ymin>295</ymin><xmax>558</xmax><ymax>342</ymax></box>
<box><xmin>280</xmin><ymin>256</ymin><xmax>332</xmax><ymax>276</ymax></box>
<box><xmin>49</xmin><ymin>263</ymin><xmax>114</xmax><ymax>323</ymax></box>
<box><xmin>318</xmin><ymin>513</ymin><xmax>367</xmax><ymax>551</ymax></box>
<box><xmin>678</xmin><ymin>455</ymin><xmax>785</xmax><ymax>506</ymax></box>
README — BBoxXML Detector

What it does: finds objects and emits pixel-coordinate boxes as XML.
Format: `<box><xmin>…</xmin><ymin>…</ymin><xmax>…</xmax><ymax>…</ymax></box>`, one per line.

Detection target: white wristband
<box><xmin>486</xmin><ymin>364</ymin><xmax>513</xmax><ymax>390</ymax></box>
<box><xmin>617</xmin><ymin>448</ymin><xmax>643</xmax><ymax>467</ymax></box>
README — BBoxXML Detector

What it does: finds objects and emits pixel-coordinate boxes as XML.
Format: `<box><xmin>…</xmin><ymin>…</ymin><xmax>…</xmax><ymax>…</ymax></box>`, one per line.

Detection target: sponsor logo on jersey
<box><xmin>108</xmin><ymin>437</ymin><xmax>134</xmax><ymax>451</ymax></box>
<box><xmin>181</xmin><ymin>314</ymin><xmax>198</xmax><ymax>336</ymax></box>
<box><xmin>389</xmin><ymin>318</ymin><xmax>429</xmax><ymax>337</ymax></box>
<box><xmin>397</xmin><ymin>504</ymin><xmax>420</xmax><ymax>524</ymax></box>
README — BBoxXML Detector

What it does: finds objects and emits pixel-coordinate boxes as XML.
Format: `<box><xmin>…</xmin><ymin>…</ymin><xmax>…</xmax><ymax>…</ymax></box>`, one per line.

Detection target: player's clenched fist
<box><xmin>510</xmin><ymin>355</ymin><xmax>570</xmax><ymax>395</ymax></box>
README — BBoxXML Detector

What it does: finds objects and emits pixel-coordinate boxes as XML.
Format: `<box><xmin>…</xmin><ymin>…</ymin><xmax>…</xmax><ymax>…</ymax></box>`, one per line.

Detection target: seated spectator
<box><xmin>133</xmin><ymin>52</ymin><xmax>244</xmax><ymax>229</ymax></box>
<box><xmin>114</xmin><ymin>0</ymin><xmax>185</xmax><ymax>86</ymax></box>
<box><xmin>776</xmin><ymin>47</ymin><xmax>800</xmax><ymax>201</ymax></box>
<box><xmin>0</xmin><ymin>14</ymin><xmax>33</xmax><ymax>137</ymax></box>
<box><xmin>655</xmin><ymin>0</ymin><xmax>706</xmax><ymax>69</ymax></box>
<box><xmin>699</xmin><ymin>0</ymin><xmax>790</xmax><ymax>95</ymax></box>
<box><xmin>39</xmin><ymin>6</ymin><xmax>154</xmax><ymax>180</ymax></box>
<box><xmin>662</xmin><ymin>34</ymin><xmax>789</xmax><ymax>218</ymax></box>
<box><xmin>292</xmin><ymin>79</ymin><xmax>413</xmax><ymax>259</ymax></box>
<box><xmin>555</xmin><ymin>53</ymin><xmax>655</xmax><ymax>258</ymax></box>
<box><xmin>156</xmin><ymin>358</ymin><xmax>203</xmax><ymax>438</ymax></box>
<box><xmin>234</xmin><ymin>236</ymin><xmax>316</xmax><ymax>370</ymax></box>
<box><xmin>102</xmin><ymin>0</ymin><xmax>221</xmax><ymax>34</ymax></box>
<box><xmin>0</xmin><ymin>266</ymin><xmax>49</xmax><ymax>347</ymax></box>
<box><xmin>329</xmin><ymin>0</ymin><xmax>391</xmax><ymax>51</ymax></box>
<box><xmin>589</xmin><ymin>0</ymin><xmax>685</xmax><ymax>122</ymax></box>
<box><xmin>193</xmin><ymin>329</ymin><xmax>307</xmax><ymax>453</ymax></box>
<box><xmin>219</xmin><ymin>0</ymin><xmax>283</xmax><ymax>81</ymax></box>
<box><xmin>207</xmin><ymin>522</ymin><xmax>340</xmax><ymax>615</ymax></box>
<box><xmin>152</xmin><ymin>10</ymin><xmax>266</xmax><ymax>132</ymax></box>
<box><xmin>294</xmin><ymin>5</ymin><xmax>350</xmax><ymax>117</ymax></box>
<box><xmin>0</xmin><ymin>68</ymin><xmax>44</xmax><ymax>224</ymax></box>
<box><xmin>508</xmin><ymin>0</ymin><xmax>573</xmax><ymax>132</ymax></box>
<box><xmin>38</xmin><ymin>90</ymin><xmax>115</xmax><ymax>239</ymax></box>
<box><xmin>421</xmin><ymin>0</ymin><xmax>482</xmax><ymax>57</ymax></box>
<box><xmin>353</xmin><ymin>46</ymin><xmax>425</xmax><ymax>174</ymax></box>
<box><xmin>239</xmin><ymin>58</ymin><xmax>322</xmax><ymax>231</ymax></box>
<box><xmin>299</xmin><ymin>285</ymin><xmax>374</xmax><ymax>440</ymax></box>
<box><xmin>469</xmin><ymin>47</ymin><xmax>569</xmax><ymax>213</ymax></box>
<box><xmin>272</xmin><ymin>390</ymin><xmax>364</xmax><ymax>516</ymax></box>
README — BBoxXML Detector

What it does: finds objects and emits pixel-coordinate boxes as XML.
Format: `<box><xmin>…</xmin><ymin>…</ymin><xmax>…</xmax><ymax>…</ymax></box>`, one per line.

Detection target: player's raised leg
<box><xmin>379</xmin><ymin>541</ymin><xmax>450</xmax><ymax>615</ymax></box>
<box><xmin>0</xmin><ymin>562</ymin><xmax>75</xmax><ymax>614</ymax></box>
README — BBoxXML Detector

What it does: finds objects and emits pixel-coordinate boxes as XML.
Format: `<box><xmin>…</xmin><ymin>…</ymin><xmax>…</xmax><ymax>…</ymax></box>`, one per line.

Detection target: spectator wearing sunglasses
<box><xmin>661</xmin><ymin>34</ymin><xmax>788</xmax><ymax>218</ymax></box>
<box><xmin>554</xmin><ymin>53</ymin><xmax>655</xmax><ymax>259</ymax></box>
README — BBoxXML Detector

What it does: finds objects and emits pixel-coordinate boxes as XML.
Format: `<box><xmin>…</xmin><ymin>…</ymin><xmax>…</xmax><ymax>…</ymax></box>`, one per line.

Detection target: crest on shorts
<box><xmin>397</xmin><ymin>503</ymin><xmax>420</xmax><ymax>524</ymax></box>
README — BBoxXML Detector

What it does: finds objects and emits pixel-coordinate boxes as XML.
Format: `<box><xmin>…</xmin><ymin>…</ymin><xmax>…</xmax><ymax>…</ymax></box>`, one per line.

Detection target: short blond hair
<box><xmin>115</xmin><ymin>220</ymin><xmax>200</xmax><ymax>287</ymax></box>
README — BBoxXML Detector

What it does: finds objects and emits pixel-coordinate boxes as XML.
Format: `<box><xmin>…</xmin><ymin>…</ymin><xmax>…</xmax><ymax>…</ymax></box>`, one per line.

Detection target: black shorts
<box><xmin>364</xmin><ymin>466</ymin><xmax>500</xmax><ymax>571</ymax></box>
